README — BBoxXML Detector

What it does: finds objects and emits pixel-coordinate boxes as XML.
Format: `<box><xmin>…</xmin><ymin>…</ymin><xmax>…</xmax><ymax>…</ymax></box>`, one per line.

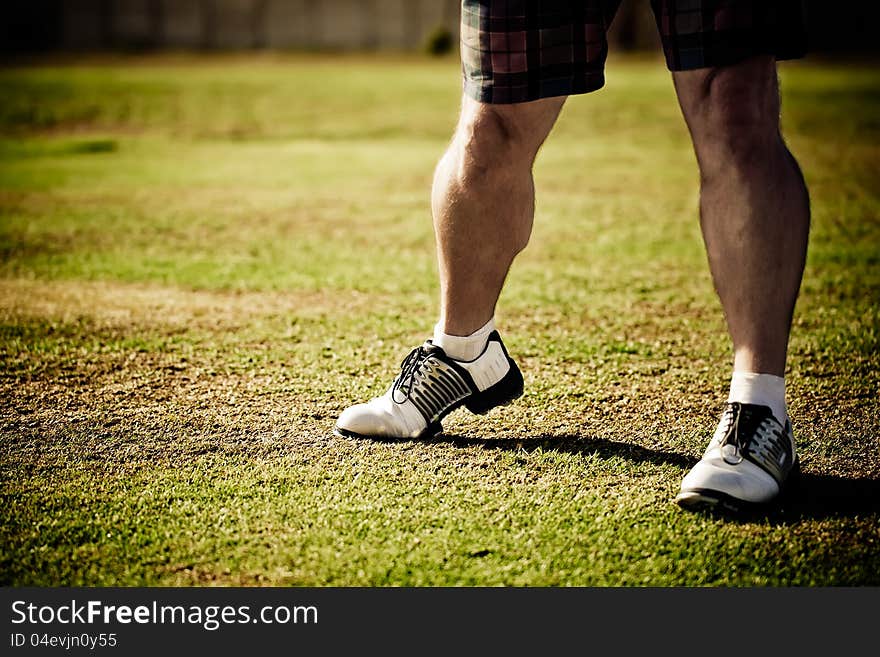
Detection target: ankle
<box><xmin>432</xmin><ymin>317</ymin><xmax>496</xmax><ymax>361</ymax></box>
<box><xmin>727</xmin><ymin>371</ymin><xmax>787</xmax><ymax>425</ymax></box>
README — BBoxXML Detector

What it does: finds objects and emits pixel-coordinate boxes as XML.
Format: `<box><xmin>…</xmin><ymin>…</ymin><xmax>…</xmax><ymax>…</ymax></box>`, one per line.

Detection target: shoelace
<box><xmin>719</xmin><ymin>404</ymin><xmax>744</xmax><ymax>464</ymax></box>
<box><xmin>391</xmin><ymin>345</ymin><xmax>431</xmax><ymax>404</ymax></box>
<box><xmin>720</xmin><ymin>402</ymin><xmax>785</xmax><ymax>465</ymax></box>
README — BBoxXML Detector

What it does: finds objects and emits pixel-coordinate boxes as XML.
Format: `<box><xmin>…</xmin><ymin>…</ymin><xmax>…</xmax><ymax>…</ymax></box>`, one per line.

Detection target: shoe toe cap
<box><xmin>336</xmin><ymin>402</ymin><xmax>416</xmax><ymax>439</ymax></box>
<box><xmin>336</xmin><ymin>404</ymin><xmax>388</xmax><ymax>436</ymax></box>
<box><xmin>680</xmin><ymin>456</ymin><xmax>780</xmax><ymax>504</ymax></box>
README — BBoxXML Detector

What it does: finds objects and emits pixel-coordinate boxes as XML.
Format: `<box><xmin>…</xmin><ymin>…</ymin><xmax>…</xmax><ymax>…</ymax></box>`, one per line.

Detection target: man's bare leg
<box><xmin>673</xmin><ymin>56</ymin><xmax>810</xmax><ymax>512</ymax></box>
<box><xmin>335</xmin><ymin>94</ymin><xmax>564</xmax><ymax>439</ymax></box>
<box><xmin>674</xmin><ymin>55</ymin><xmax>810</xmax><ymax>379</ymax></box>
<box><xmin>432</xmin><ymin>95</ymin><xmax>565</xmax><ymax>339</ymax></box>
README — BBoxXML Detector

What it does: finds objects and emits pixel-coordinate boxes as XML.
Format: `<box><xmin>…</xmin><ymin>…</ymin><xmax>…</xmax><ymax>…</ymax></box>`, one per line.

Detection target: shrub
<box><xmin>424</xmin><ymin>25</ymin><xmax>454</xmax><ymax>56</ymax></box>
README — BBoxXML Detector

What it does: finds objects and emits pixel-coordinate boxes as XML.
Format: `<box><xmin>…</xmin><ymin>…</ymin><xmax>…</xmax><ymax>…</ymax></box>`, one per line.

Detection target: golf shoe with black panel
<box><xmin>335</xmin><ymin>331</ymin><xmax>523</xmax><ymax>440</ymax></box>
<box><xmin>676</xmin><ymin>402</ymin><xmax>799</xmax><ymax>514</ymax></box>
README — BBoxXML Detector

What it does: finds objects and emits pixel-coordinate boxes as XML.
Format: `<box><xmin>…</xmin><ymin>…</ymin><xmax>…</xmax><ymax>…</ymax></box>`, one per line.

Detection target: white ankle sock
<box><xmin>727</xmin><ymin>372</ymin><xmax>787</xmax><ymax>424</ymax></box>
<box><xmin>432</xmin><ymin>318</ymin><xmax>496</xmax><ymax>362</ymax></box>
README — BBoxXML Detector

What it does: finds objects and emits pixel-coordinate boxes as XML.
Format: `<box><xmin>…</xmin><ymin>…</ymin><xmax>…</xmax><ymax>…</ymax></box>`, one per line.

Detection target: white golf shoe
<box><xmin>676</xmin><ymin>402</ymin><xmax>799</xmax><ymax>513</ymax></box>
<box><xmin>335</xmin><ymin>331</ymin><xmax>524</xmax><ymax>440</ymax></box>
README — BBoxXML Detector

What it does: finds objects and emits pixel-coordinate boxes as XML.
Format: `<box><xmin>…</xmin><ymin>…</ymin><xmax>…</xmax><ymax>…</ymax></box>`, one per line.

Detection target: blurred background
<box><xmin>2</xmin><ymin>0</ymin><xmax>878</xmax><ymax>57</ymax></box>
<box><xmin>1</xmin><ymin>0</ymin><xmax>878</xmax><ymax>588</ymax></box>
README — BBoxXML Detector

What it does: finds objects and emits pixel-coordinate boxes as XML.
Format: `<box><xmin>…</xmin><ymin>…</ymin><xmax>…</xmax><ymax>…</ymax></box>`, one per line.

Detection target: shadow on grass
<box><xmin>432</xmin><ymin>433</ymin><xmax>880</xmax><ymax>523</ymax></box>
<box><xmin>435</xmin><ymin>433</ymin><xmax>698</xmax><ymax>469</ymax></box>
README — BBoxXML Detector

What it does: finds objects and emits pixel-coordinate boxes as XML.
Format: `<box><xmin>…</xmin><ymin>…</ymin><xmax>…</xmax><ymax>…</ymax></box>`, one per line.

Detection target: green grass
<box><xmin>1</xmin><ymin>52</ymin><xmax>878</xmax><ymax>586</ymax></box>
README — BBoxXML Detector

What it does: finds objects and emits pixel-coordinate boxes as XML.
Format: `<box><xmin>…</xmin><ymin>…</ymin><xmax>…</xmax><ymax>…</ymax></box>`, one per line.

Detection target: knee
<box><xmin>683</xmin><ymin>59</ymin><xmax>782</xmax><ymax>175</ymax></box>
<box><xmin>451</xmin><ymin>104</ymin><xmax>540</xmax><ymax>185</ymax></box>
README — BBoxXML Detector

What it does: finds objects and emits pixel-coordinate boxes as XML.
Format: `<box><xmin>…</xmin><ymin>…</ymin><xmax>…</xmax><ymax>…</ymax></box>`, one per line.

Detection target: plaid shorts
<box><xmin>461</xmin><ymin>1</ymin><xmax>809</xmax><ymax>104</ymax></box>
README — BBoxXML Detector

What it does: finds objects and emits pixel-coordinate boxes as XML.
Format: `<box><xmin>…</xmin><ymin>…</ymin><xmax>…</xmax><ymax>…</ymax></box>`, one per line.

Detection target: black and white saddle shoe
<box><xmin>675</xmin><ymin>402</ymin><xmax>799</xmax><ymax>514</ymax></box>
<box><xmin>334</xmin><ymin>331</ymin><xmax>523</xmax><ymax>440</ymax></box>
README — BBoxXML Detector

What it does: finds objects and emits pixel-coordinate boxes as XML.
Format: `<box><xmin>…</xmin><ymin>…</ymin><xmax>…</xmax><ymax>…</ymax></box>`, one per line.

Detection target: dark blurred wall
<box><xmin>2</xmin><ymin>0</ymin><xmax>65</xmax><ymax>53</ymax></box>
<box><xmin>2</xmin><ymin>1</ymin><xmax>879</xmax><ymax>55</ymax></box>
<box><xmin>0</xmin><ymin>0</ymin><xmax>458</xmax><ymax>52</ymax></box>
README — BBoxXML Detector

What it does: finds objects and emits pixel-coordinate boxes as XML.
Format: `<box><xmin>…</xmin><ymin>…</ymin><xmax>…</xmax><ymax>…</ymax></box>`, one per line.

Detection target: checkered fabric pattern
<box><xmin>460</xmin><ymin>0</ymin><xmax>808</xmax><ymax>104</ymax></box>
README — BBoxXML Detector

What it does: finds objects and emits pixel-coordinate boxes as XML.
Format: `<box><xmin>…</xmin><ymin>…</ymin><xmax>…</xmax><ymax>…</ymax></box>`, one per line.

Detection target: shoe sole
<box><xmin>333</xmin><ymin>419</ymin><xmax>443</xmax><ymax>441</ymax></box>
<box><xmin>334</xmin><ymin>358</ymin><xmax>524</xmax><ymax>441</ymax></box>
<box><xmin>674</xmin><ymin>458</ymin><xmax>801</xmax><ymax>516</ymax></box>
